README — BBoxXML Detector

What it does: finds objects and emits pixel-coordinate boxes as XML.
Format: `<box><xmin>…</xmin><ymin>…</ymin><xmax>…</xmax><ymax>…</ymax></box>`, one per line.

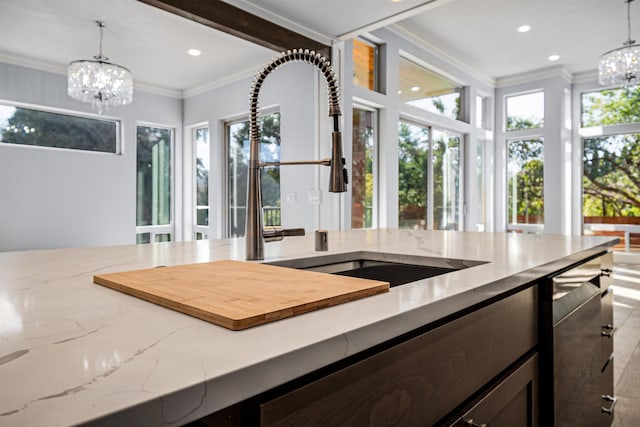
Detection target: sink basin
<box><xmin>268</xmin><ymin>251</ymin><xmax>486</xmax><ymax>287</ymax></box>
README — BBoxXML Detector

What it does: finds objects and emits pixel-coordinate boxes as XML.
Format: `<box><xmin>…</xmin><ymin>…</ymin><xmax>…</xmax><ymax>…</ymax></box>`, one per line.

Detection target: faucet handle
<box><xmin>263</xmin><ymin>226</ymin><xmax>305</xmax><ymax>242</ymax></box>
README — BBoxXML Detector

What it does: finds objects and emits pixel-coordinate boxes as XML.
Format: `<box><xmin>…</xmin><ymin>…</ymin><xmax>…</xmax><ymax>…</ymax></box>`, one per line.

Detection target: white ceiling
<box><xmin>0</xmin><ymin>0</ymin><xmax>638</xmax><ymax>93</ymax></box>
<box><xmin>0</xmin><ymin>0</ymin><xmax>276</xmax><ymax>95</ymax></box>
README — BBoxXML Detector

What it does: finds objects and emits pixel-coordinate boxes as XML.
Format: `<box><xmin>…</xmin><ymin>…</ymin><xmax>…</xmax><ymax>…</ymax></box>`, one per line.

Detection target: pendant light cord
<box><xmin>94</xmin><ymin>20</ymin><xmax>107</xmax><ymax>62</ymax></box>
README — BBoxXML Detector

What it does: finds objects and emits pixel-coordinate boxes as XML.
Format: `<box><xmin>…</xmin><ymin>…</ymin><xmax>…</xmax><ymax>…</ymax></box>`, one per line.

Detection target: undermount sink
<box><xmin>268</xmin><ymin>251</ymin><xmax>486</xmax><ymax>287</ymax></box>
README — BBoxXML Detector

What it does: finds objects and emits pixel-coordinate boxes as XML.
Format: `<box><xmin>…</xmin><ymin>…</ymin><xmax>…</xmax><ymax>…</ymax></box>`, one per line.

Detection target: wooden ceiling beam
<box><xmin>137</xmin><ymin>0</ymin><xmax>331</xmax><ymax>59</ymax></box>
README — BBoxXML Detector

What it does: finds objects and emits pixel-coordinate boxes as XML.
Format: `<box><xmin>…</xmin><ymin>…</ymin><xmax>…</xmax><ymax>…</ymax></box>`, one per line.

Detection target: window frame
<box><xmin>135</xmin><ymin>122</ymin><xmax>176</xmax><ymax>243</ymax></box>
<box><xmin>223</xmin><ymin>107</ymin><xmax>281</xmax><ymax>238</ymax></box>
<box><xmin>398</xmin><ymin>117</ymin><xmax>465</xmax><ymax>231</ymax></box>
<box><xmin>0</xmin><ymin>99</ymin><xmax>122</xmax><ymax>155</ymax></box>
<box><xmin>193</xmin><ymin>125</ymin><xmax>210</xmax><ymax>240</ymax></box>
<box><xmin>352</xmin><ymin>37</ymin><xmax>380</xmax><ymax>93</ymax></box>
<box><xmin>504</xmin><ymin>90</ymin><xmax>545</xmax><ymax>132</ymax></box>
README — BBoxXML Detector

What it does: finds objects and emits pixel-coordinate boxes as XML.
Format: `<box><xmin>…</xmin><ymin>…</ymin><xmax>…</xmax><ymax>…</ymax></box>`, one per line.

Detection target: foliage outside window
<box><xmin>352</xmin><ymin>38</ymin><xmax>378</xmax><ymax>92</ymax></box>
<box><xmin>398</xmin><ymin>122</ymin><xmax>429</xmax><ymax>229</ymax></box>
<box><xmin>195</xmin><ymin>127</ymin><xmax>210</xmax><ymax>231</ymax></box>
<box><xmin>136</xmin><ymin>125</ymin><xmax>172</xmax><ymax>243</ymax></box>
<box><xmin>398</xmin><ymin>57</ymin><xmax>462</xmax><ymax>121</ymax></box>
<box><xmin>506</xmin><ymin>92</ymin><xmax>544</xmax><ymax>131</ymax></box>
<box><xmin>507</xmin><ymin>139</ymin><xmax>544</xmax><ymax>225</ymax></box>
<box><xmin>583</xmin><ymin>134</ymin><xmax>640</xmax><ymax>219</ymax></box>
<box><xmin>398</xmin><ymin>122</ymin><xmax>461</xmax><ymax>230</ymax></box>
<box><xmin>352</xmin><ymin>107</ymin><xmax>375</xmax><ymax>229</ymax></box>
<box><xmin>228</xmin><ymin>112</ymin><xmax>281</xmax><ymax>237</ymax></box>
<box><xmin>0</xmin><ymin>104</ymin><xmax>118</xmax><ymax>153</ymax></box>
<box><xmin>581</xmin><ymin>87</ymin><xmax>640</xmax><ymax>128</ymax></box>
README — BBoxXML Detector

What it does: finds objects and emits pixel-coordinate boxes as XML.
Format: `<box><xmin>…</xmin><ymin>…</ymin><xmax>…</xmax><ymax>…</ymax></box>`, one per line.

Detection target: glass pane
<box><xmin>228</xmin><ymin>112</ymin><xmax>281</xmax><ymax>237</ymax></box>
<box><xmin>581</xmin><ymin>87</ymin><xmax>640</xmax><ymax>127</ymax></box>
<box><xmin>432</xmin><ymin>129</ymin><xmax>461</xmax><ymax>230</ymax></box>
<box><xmin>398</xmin><ymin>57</ymin><xmax>462</xmax><ymax>121</ymax></box>
<box><xmin>583</xmin><ymin>133</ymin><xmax>640</xmax><ymax>220</ymax></box>
<box><xmin>0</xmin><ymin>104</ymin><xmax>118</xmax><ymax>152</ymax></box>
<box><xmin>136</xmin><ymin>233</ymin><xmax>151</xmax><ymax>244</ymax></box>
<box><xmin>195</xmin><ymin>127</ymin><xmax>210</xmax><ymax>226</ymax></box>
<box><xmin>352</xmin><ymin>38</ymin><xmax>377</xmax><ymax>91</ymax></box>
<box><xmin>398</xmin><ymin>122</ymin><xmax>429</xmax><ymax>229</ymax></box>
<box><xmin>136</xmin><ymin>126</ymin><xmax>172</xmax><ymax>227</ymax></box>
<box><xmin>352</xmin><ymin>108</ymin><xmax>375</xmax><ymax>229</ymax></box>
<box><xmin>506</xmin><ymin>92</ymin><xmax>544</xmax><ymax>131</ymax></box>
<box><xmin>155</xmin><ymin>233</ymin><xmax>171</xmax><ymax>242</ymax></box>
<box><xmin>507</xmin><ymin>139</ymin><xmax>544</xmax><ymax>224</ymax></box>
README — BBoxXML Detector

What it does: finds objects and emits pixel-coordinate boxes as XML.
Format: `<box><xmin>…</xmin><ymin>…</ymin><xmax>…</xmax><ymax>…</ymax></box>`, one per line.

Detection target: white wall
<box><xmin>183</xmin><ymin>62</ymin><xmax>342</xmax><ymax>239</ymax></box>
<box><xmin>0</xmin><ymin>62</ymin><xmax>182</xmax><ymax>251</ymax></box>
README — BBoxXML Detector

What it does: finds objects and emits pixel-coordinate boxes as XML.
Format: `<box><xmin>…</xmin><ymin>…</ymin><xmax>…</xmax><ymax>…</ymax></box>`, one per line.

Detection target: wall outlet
<box><xmin>285</xmin><ymin>193</ymin><xmax>297</xmax><ymax>204</ymax></box>
<box><xmin>308</xmin><ymin>190</ymin><xmax>321</xmax><ymax>204</ymax></box>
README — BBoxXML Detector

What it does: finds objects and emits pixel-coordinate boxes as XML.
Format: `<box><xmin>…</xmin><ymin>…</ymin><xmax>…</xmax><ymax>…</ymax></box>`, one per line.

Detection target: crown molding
<box><xmin>495</xmin><ymin>65</ymin><xmax>573</xmax><ymax>88</ymax></box>
<box><xmin>387</xmin><ymin>24</ymin><xmax>496</xmax><ymax>88</ymax></box>
<box><xmin>182</xmin><ymin>65</ymin><xmax>262</xmax><ymax>99</ymax></box>
<box><xmin>571</xmin><ymin>69</ymin><xmax>599</xmax><ymax>85</ymax></box>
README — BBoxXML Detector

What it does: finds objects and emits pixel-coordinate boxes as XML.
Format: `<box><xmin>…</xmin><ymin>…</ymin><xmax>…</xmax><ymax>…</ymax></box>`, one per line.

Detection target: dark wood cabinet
<box><xmin>259</xmin><ymin>287</ymin><xmax>537</xmax><ymax>427</ymax></box>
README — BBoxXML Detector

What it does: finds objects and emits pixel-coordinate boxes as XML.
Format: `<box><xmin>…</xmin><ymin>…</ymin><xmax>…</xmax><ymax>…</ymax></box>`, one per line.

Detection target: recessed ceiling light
<box><xmin>411</xmin><ymin>86</ymin><xmax>420</xmax><ymax>92</ymax></box>
<box><xmin>397</xmin><ymin>90</ymin><xmax>402</xmax><ymax>95</ymax></box>
<box><xmin>548</xmin><ymin>54</ymin><xmax>560</xmax><ymax>61</ymax></box>
<box><xmin>517</xmin><ymin>25</ymin><xmax>531</xmax><ymax>33</ymax></box>
<box><xmin>187</xmin><ymin>49</ymin><xmax>202</xmax><ymax>56</ymax></box>
<box><xmin>390</xmin><ymin>0</ymin><xmax>403</xmax><ymax>2</ymax></box>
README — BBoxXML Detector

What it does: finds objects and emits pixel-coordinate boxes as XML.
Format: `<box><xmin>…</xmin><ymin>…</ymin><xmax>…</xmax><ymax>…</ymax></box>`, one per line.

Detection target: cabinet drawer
<box><xmin>449</xmin><ymin>353</ymin><xmax>538</xmax><ymax>427</ymax></box>
<box><xmin>260</xmin><ymin>287</ymin><xmax>537</xmax><ymax>427</ymax></box>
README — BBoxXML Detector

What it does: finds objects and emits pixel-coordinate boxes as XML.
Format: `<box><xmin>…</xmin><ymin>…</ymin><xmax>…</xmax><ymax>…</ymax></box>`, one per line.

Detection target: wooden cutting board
<box><xmin>93</xmin><ymin>260</ymin><xmax>389</xmax><ymax>330</ymax></box>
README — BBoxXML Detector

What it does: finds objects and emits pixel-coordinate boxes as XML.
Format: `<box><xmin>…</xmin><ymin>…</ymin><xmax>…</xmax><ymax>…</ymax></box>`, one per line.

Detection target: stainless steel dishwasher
<box><xmin>540</xmin><ymin>252</ymin><xmax>615</xmax><ymax>427</ymax></box>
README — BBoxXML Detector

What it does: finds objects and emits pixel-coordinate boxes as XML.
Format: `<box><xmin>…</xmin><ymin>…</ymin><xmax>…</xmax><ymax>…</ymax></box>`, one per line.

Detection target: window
<box><xmin>352</xmin><ymin>107</ymin><xmax>376</xmax><ymax>229</ymax></box>
<box><xmin>506</xmin><ymin>91</ymin><xmax>544</xmax><ymax>131</ymax></box>
<box><xmin>581</xmin><ymin>87</ymin><xmax>640</xmax><ymax>127</ymax></box>
<box><xmin>398</xmin><ymin>121</ymin><xmax>462</xmax><ymax>230</ymax></box>
<box><xmin>398</xmin><ymin>121</ymin><xmax>429</xmax><ymax>229</ymax></box>
<box><xmin>194</xmin><ymin>127</ymin><xmax>210</xmax><ymax>240</ymax></box>
<box><xmin>507</xmin><ymin>139</ymin><xmax>544</xmax><ymax>226</ymax></box>
<box><xmin>227</xmin><ymin>112</ymin><xmax>281</xmax><ymax>237</ymax></box>
<box><xmin>581</xmin><ymin>85</ymin><xmax>640</xmax><ymax>251</ymax></box>
<box><xmin>136</xmin><ymin>125</ymin><xmax>173</xmax><ymax>243</ymax></box>
<box><xmin>0</xmin><ymin>103</ymin><xmax>118</xmax><ymax>153</ymax></box>
<box><xmin>352</xmin><ymin>38</ymin><xmax>379</xmax><ymax>92</ymax></box>
<box><xmin>398</xmin><ymin>57</ymin><xmax>463</xmax><ymax>121</ymax></box>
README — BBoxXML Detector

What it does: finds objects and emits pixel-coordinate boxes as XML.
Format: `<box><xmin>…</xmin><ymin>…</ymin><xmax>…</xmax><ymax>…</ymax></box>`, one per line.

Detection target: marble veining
<box><xmin>0</xmin><ymin>229</ymin><xmax>617</xmax><ymax>426</ymax></box>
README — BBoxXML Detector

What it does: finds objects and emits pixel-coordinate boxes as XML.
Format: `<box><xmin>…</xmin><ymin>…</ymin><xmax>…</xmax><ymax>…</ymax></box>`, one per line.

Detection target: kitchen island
<box><xmin>0</xmin><ymin>229</ymin><xmax>617</xmax><ymax>426</ymax></box>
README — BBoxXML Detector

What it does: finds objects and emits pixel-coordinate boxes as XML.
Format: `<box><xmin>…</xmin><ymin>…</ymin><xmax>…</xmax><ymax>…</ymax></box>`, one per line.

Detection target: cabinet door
<box><xmin>554</xmin><ymin>291</ymin><xmax>602</xmax><ymax>427</ymax></box>
<box><xmin>260</xmin><ymin>287</ymin><xmax>537</xmax><ymax>427</ymax></box>
<box><xmin>450</xmin><ymin>354</ymin><xmax>538</xmax><ymax>427</ymax></box>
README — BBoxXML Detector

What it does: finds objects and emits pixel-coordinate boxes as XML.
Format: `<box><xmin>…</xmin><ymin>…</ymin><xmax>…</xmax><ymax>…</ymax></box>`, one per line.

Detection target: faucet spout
<box><xmin>245</xmin><ymin>49</ymin><xmax>347</xmax><ymax>261</ymax></box>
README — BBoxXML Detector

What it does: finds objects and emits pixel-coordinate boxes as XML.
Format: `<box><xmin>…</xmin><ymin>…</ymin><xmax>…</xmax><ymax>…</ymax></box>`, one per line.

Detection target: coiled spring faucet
<box><xmin>245</xmin><ymin>48</ymin><xmax>348</xmax><ymax>260</ymax></box>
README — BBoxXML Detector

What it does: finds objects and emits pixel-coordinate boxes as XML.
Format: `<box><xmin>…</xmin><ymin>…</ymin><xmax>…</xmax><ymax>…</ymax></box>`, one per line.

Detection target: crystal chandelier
<box><xmin>68</xmin><ymin>21</ymin><xmax>133</xmax><ymax>112</ymax></box>
<box><xmin>598</xmin><ymin>0</ymin><xmax>640</xmax><ymax>87</ymax></box>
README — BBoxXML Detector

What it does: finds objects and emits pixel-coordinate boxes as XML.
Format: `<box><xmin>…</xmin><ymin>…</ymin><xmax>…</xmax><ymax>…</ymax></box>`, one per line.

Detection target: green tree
<box><xmin>507</xmin><ymin>138</ymin><xmax>544</xmax><ymax>224</ymax></box>
<box><xmin>582</xmin><ymin>86</ymin><xmax>640</xmax><ymax>218</ymax></box>
<box><xmin>1</xmin><ymin>107</ymin><xmax>116</xmax><ymax>152</ymax></box>
<box><xmin>398</xmin><ymin>122</ymin><xmax>428</xmax><ymax>227</ymax></box>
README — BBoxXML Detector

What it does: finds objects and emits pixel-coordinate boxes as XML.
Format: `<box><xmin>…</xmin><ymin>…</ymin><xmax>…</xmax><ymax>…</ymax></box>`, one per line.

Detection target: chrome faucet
<box><xmin>245</xmin><ymin>49</ymin><xmax>348</xmax><ymax>260</ymax></box>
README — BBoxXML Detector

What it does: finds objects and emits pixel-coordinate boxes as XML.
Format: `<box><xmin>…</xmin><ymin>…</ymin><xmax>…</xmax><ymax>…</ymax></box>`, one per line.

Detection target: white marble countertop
<box><xmin>0</xmin><ymin>229</ymin><xmax>616</xmax><ymax>426</ymax></box>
